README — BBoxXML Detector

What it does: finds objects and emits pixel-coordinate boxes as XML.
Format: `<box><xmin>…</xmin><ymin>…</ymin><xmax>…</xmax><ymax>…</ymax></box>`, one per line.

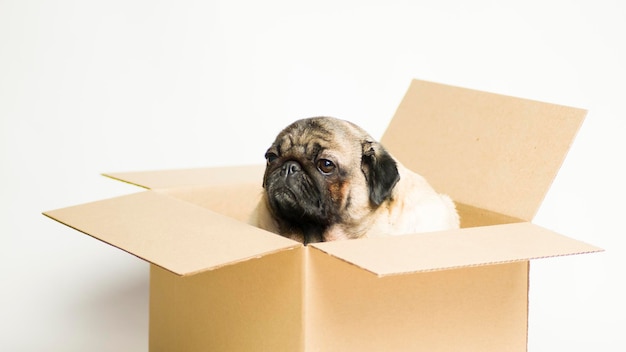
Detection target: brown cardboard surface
<box><xmin>383</xmin><ymin>79</ymin><xmax>586</xmax><ymax>221</ymax></box>
<box><xmin>455</xmin><ymin>202</ymin><xmax>523</xmax><ymax>228</ymax></box>
<box><xmin>150</xmin><ymin>246</ymin><xmax>303</xmax><ymax>352</ymax></box>
<box><xmin>104</xmin><ymin>164</ymin><xmax>265</xmax><ymax>190</ymax></box>
<box><xmin>306</xmin><ymin>246</ymin><xmax>529</xmax><ymax>351</ymax></box>
<box><xmin>311</xmin><ymin>222</ymin><xmax>602</xmax><ymax>277</ymax></box>
<box><xmin>44</xmin><ymin>191</ymin><xmax>299</xmax><ymax>276</ymax></box>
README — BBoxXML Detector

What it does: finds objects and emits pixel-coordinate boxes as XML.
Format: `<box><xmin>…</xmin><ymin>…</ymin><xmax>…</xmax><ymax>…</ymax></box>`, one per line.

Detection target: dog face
<box><xmin>261</xmin><ymin>117</ymin><xmax>400</xmax><ymax>244</ymax></box>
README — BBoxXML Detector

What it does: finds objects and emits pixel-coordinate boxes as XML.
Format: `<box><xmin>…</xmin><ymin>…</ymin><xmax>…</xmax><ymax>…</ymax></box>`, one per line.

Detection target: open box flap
<box><xmin>104</xmin><ymin>164</ymin><xmax>265</xmax><ymax>190</ymax></box>
<box><xmin>44</xmin><ymin>191</ymin><xmax>300</xmax><ymax>276</ymax></box>
<box><xmin>310</xmin><ymin>222</ymin><xmax>602</xmax><ymax>277</ymax></box>
<box><xmin>382</xmin><ymin>79</ymin><xmax>586</xmax><ymax>221</ymax></box>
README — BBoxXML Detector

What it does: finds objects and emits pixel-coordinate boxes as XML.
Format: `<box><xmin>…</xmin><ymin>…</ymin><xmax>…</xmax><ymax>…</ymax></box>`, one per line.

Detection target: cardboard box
<box><xmin>44</xmin><ymin>80</ymin><xmax>602</xmax><ymax>351</ymax></box>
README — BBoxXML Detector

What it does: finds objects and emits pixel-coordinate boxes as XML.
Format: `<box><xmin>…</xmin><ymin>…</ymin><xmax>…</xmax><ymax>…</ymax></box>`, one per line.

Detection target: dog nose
<box><xmin>282</xmin><ymin>160</ymin><xmax>301</xmax><ymax>177</ymax></box>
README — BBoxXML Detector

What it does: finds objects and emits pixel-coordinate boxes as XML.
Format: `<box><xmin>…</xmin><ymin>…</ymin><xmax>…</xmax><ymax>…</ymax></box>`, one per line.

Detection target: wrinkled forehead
<box><xmin>273</xmin><ymin>118</ymin><xmax>367</xmax><ymax>159</ymax></box>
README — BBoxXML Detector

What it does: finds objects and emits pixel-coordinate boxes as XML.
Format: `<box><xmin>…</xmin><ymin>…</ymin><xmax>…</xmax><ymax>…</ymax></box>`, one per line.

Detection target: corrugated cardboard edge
<box><xmin>310</xmin><ymin>222</ymin><xmax>603</xmax><ymax>278</ymax></box>
<box><xmin>382</xmin><ymin>79</ymin><xmax>587</xmax><ymax>221</ymax></box>
<box><xmin>176</xmin><ymin>245</ymin><xmax>304</xmax><ymax>277</ymax></box>
<box><xmin>43</xmin><ymin>190</ymin><xmax>301</xmax><ymax>277</ymax></box>
<box><xmin>304</xmin><ymin>243</ymin><xmax>532</xmax><ymax>351</ymax></box>
<box><xmin>44</xmin><ymin>209</ymin><xmax>302</xmax><ymax>277</ymax></box>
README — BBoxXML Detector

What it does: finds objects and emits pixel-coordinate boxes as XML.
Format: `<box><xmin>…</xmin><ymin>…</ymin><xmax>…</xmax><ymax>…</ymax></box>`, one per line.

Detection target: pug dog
<box><xmin>250</xmin><ymin>116</ymin><xmax>460</xmax><ymax>244</ymax></box>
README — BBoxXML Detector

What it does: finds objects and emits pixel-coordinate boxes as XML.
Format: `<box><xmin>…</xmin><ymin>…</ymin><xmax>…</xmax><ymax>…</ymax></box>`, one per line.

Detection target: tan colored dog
<box><xmin>250</xmin><ymin>117</ymin><xmax>459</xmax><ymax>244</ymax></box>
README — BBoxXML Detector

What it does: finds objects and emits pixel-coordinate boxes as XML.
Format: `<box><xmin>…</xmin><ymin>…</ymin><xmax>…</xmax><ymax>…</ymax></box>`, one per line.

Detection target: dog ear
<box><xmin>361</xmin><ymin>141</ymin><xmax>400</xmax><ymax>206</ymax></box>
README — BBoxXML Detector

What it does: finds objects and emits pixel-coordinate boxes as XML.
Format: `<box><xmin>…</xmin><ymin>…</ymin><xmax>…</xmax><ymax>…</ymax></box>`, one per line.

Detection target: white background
<box><xmin>1</xmin><ymin>1</ymin><xmax>624</xmax><ymax>351</ymax></box>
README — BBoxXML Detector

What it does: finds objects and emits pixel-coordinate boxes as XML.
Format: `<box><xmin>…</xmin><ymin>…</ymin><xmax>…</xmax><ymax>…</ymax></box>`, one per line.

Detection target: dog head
<box><xmin>262</xmin><ymin>117</ymin><xmax>400</xmax><ymax>244</ymax></box>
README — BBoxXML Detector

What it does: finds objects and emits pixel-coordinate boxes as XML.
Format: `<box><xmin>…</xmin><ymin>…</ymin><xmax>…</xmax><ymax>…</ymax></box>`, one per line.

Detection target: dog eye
<box><xmin>265</xmin><ymin>152</ymin><xmax>279</xmax><ymax>164</ymax></box>
<box><xmin>316</xmin><ymin>159</ymin><xmax>335</xmax><ymax>174</ymax></box>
